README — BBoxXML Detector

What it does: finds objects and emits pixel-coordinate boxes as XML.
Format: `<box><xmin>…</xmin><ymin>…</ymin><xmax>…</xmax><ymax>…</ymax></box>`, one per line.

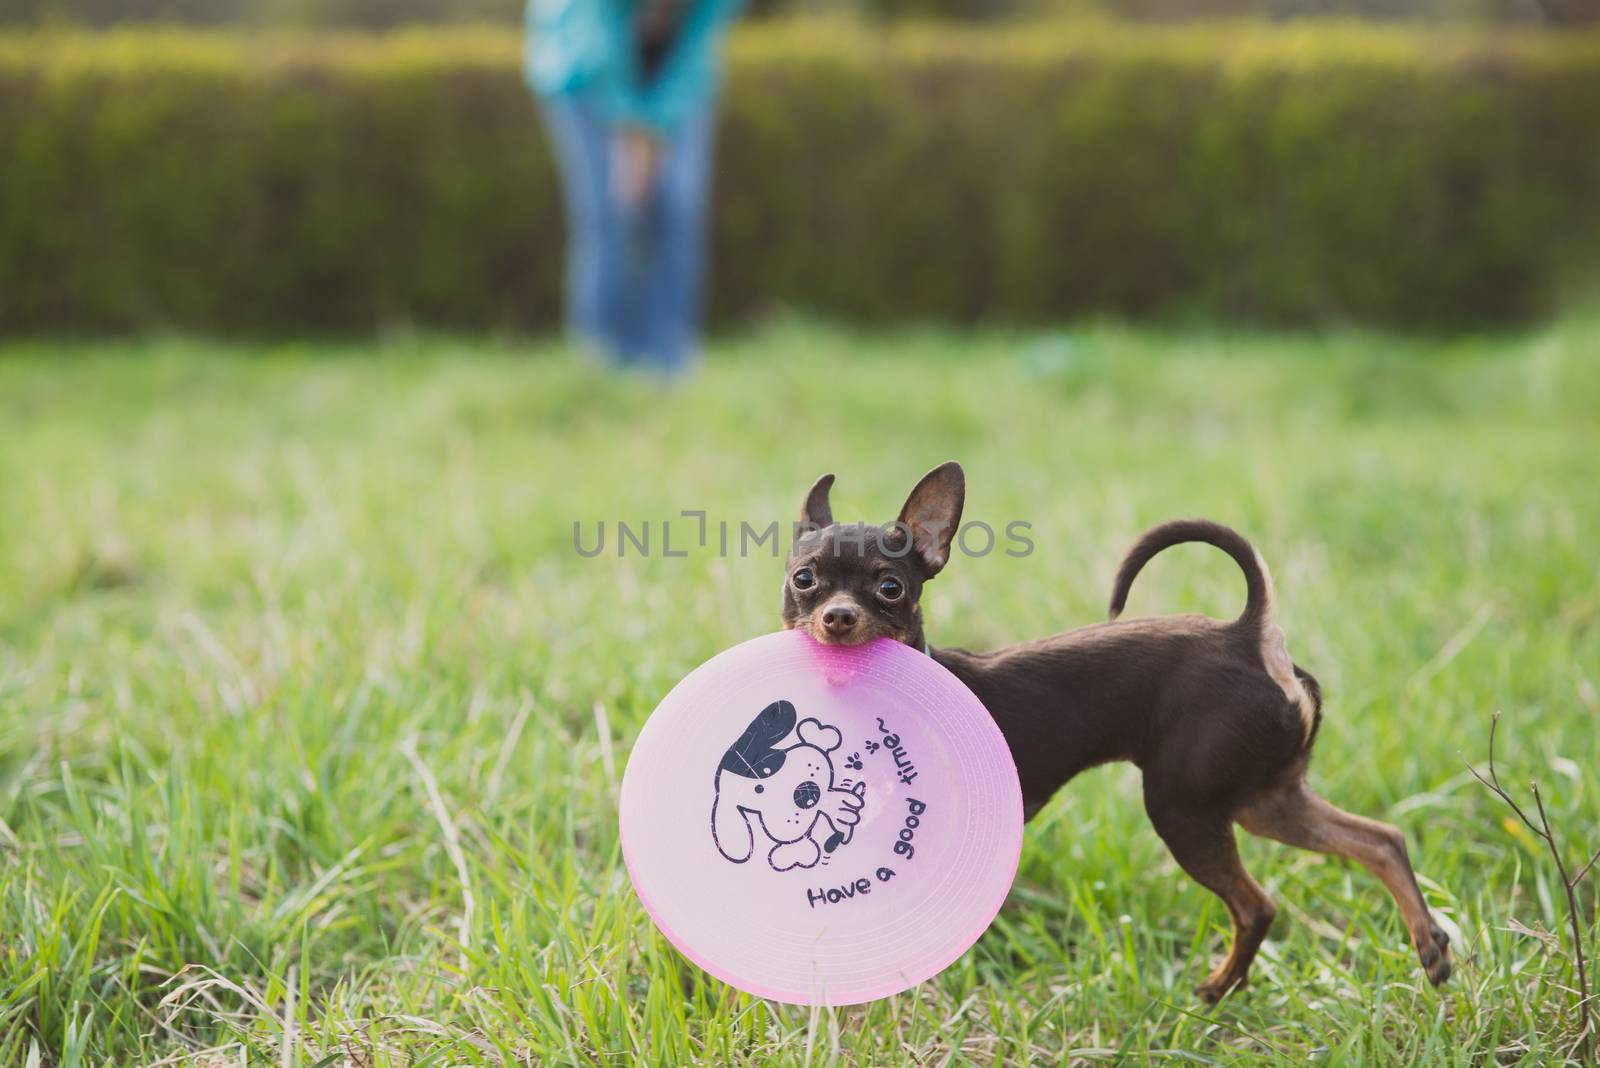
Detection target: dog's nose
<box><xmin>821</xmin><ymin>603</ymin><xmax>859</xmax><ymax>636</ymax></box>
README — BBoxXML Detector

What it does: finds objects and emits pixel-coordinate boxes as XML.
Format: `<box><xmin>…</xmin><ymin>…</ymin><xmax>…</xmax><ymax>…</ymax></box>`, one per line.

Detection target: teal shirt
<box><xmin>525</xmin><ymin>0</ymin><xmax>743</xmax><ymax>133</ymax></box>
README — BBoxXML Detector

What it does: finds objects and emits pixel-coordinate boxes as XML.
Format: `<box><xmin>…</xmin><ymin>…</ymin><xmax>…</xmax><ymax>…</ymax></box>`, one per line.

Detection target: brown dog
<box><xmin>780</xmin><ymin>461</ymin><xmax>1452</xmax><ymax>1001</ymax></box>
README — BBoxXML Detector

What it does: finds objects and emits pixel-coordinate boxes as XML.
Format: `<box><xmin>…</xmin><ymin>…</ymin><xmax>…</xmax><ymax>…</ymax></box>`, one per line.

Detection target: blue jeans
<box><xmin>539</xmin><ymin>95</ymin><xmax>714</xmax><ymax>375</ymax></box>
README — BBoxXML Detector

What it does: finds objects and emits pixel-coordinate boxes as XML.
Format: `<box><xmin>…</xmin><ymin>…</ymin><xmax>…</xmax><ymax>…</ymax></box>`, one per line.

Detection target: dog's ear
<box><xmin>712</xmin><ymin>793</ymin><xmax>755</xmax><ymax>863</ymax></box>
<box><xmin>800</xmin><ymin>473</ymin><xmax>835</xmax><ymax>529</ymax></box>
<box><xmin>719</xmin><ymin>700</ymin><xmax>797</xmax><ymax>778</ymax></box>
<box><xmin>895</xmin><ymin>461</ymin><xmax>965</xmax><ymax>576</ymax></box>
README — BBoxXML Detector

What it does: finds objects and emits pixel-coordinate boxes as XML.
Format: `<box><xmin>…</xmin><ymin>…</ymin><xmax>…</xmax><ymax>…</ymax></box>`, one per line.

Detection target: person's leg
<box><xmin>538</xmin><ymin>95</ymin><xmax>631</xmax><ymax>364</ymax></box>
<box><xmin>614</xmin><ymin>167</ymin><xmax>655</xmax><ymax>366</ymax></box>
<box><xmin>636</xmin><ymin>102</ymin><xmax>716</xmax><ymax>375</ymax></box>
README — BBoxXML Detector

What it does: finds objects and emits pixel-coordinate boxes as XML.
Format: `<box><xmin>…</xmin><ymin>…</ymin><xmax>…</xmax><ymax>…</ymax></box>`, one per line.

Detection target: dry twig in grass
<box><xmin>402</xmin><ymin>734</ymin><xmax>476</xmax><ymax>974</ymax></box>
<box><xmin>1466</xmin><ymin>712</ymin><xmax>1599</xmax><ymax>1064</ymax></box>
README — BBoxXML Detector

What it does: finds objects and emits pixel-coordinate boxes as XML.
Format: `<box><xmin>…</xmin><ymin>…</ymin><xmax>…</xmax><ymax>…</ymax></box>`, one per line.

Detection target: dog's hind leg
<box><xmin>1144</xmin><ymin>786</ymin><xmax>1277</xmax><ymax>1003</ymax></box>
<box><xmin>1237</xmin><ymin>781</ymin><xmax>1451</xmax><ymax>986</ymax></box>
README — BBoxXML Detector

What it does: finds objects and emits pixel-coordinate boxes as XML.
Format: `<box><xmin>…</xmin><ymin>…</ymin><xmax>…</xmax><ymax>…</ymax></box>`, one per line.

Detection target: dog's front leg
<box><xmin>817</xmin><ymin>782</ymin><xmax>867</xmax><ymax>850</ymax></box>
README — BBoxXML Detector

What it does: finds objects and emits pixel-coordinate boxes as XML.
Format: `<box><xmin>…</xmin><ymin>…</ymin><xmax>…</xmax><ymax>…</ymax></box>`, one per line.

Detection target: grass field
<box><xmin>2</xmin><ymin>317</ymin><xmax>1598</xmax><ymax>1066</ymax></box>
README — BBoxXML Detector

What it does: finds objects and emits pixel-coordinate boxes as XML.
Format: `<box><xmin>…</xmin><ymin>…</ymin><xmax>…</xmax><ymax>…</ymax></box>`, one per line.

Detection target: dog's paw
<box><xmin>820</xmin><ymin>790</ymin><xmax>865</xmax><ymax>847</ymax></box>
<box><xmin>1419</xmin><ymin>925</ymin><xmax>1452</xmax><ymax>986</ymax></box>
<box><xmin>827</xmin><ymin>789</ymin><xmax>864</xmax><ymax>824</ymax></box>
<box><xmin>797</xmin><ymin>718</ymin><xmax>842</xmax><ymax>753</ymax></box>
<box><xmin>1195</xmin><ymin>969</ymin><xmax>1247</xmax><ymax>1004</ymax></box>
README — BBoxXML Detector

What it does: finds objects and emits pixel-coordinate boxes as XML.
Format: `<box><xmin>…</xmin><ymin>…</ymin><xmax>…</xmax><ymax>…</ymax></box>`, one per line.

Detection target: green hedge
<box><xmin>2</xmin><ymin>23</ymin><xmax>1598</xmax><ymax>333</ymax></box>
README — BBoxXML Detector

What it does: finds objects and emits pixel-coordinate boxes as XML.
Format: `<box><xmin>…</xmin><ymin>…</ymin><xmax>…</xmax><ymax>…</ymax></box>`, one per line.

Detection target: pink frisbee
<box><xmin>619</xmin><ymin>629</ymin><xmax>1023</xmax><ymax>1006</ymax></box>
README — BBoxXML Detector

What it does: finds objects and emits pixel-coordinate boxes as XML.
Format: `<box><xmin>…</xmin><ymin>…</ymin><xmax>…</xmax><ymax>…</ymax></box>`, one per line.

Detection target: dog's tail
<box><xmin>1110</xmin><ymin>520</ymin><xmax>1321</xmax><ymax>748</ymax></box>
<box><xmin>1107</xmin><ymin>519</ymin><xmax>1272</xmax><ymax>632</ymax></box>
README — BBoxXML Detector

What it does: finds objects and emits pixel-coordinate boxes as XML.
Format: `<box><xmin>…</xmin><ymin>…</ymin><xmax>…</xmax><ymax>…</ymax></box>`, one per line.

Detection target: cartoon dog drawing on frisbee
<box><xmin>711</xmin><ymin>700</ymin><xmax>867</xmax><ymax>872</ymax></box>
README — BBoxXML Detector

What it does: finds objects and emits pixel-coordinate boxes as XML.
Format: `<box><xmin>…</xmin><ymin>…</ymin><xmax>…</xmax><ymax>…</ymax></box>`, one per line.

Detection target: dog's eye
<box><xmin>791</xmin><ymin>567</ymin><xmax>817</xmax><ymax>591</ymax></box>
<box><xmin>878</xmin><ymin>575</ymin><xmax>904</xmax><ymax>601</ymax></box>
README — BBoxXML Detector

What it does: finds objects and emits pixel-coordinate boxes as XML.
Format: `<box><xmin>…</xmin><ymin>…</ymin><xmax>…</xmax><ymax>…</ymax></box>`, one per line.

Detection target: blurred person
<box><xmin>525</xmin><ymin>0</ymin><xmax>744</xmax><ymax>376</ymax></box>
